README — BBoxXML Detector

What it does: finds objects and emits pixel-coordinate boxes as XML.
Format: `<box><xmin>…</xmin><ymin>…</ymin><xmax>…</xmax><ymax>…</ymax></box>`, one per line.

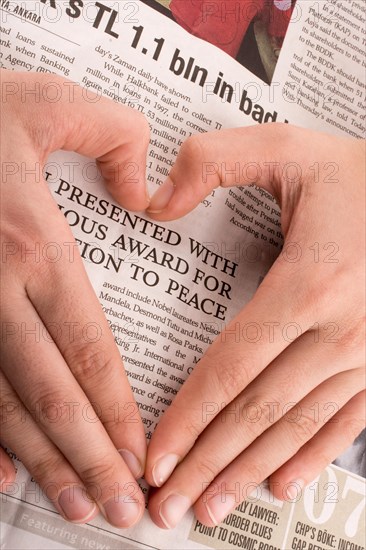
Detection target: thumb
<box><xmin>145</xmin><ymin>123</ymin><xmax>329</xmax><ymax>221</ymax></box>
<box><xmin>5</xmin><ymin>71</ymin><xmax>150</xmax><ymax>211</ymax></box>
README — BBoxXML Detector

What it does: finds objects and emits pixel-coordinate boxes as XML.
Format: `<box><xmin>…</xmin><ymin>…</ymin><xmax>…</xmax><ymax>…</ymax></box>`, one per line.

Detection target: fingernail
<box><xmin>205</xmin><ymin>493</ymin><xmax>236</xmax><ymax>525</ymax></box>
<box><xmin>147</xmin><ymin>177</ymin><xmax>175</xmax><ymax>213</ymax></box>
<box><xmin>159</xmin><ymin>493</ymin><xmax>191</xmax><ymax>529</ymax></box>
<box><xmin>119</xmin><ymin>449</ymin><xmax>143</xmax><ymax>479</ymax></box>
<box><xmin>286</xmin><ymin>479</ymin><xmax>304</xmax><ymax>501</ymax></box>
<box><xmin>58</xmin><ymin>486</ymin><xmax>96</xmax><ymax>523</ymax></box>
<box><xmin>102</xmin><ymin>495</ymin><xmax>141</xmax><ymax>528</ymax></box>
<box><xmin>152</xmin><ymin>453</ymin><xmax>179</xmax><ymax>487</ymax></box>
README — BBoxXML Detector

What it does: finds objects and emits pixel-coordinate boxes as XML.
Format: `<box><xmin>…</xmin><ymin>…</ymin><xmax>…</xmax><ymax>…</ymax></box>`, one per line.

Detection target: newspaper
<box><xmin>0</xmin><ymin>0</ymin><xmax>365</xmax><ymax>548</ymax></box>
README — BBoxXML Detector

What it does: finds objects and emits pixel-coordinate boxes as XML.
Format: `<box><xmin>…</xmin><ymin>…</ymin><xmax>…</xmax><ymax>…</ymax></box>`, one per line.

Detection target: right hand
<box><xmin>0</xmin><ymin>70</ymin><xmax>149</xmax><ymax>528</ymax></box>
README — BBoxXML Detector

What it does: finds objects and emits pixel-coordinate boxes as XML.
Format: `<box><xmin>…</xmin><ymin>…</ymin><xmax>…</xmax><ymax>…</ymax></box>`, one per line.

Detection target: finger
<box><xmin>1</xmin><ymin>189</ymin><xmax>147</xmax><ymax>481</ymax></box>
<box><xmin>0</xmin><ymin>371</ymin><xmax>98</xmax><ymax>523</ymax></box>
<box><xmin>145</xmin><ymin>240</ymin><xmax>359</xmax><ymax>490</ymax></box>
<box><xmin>7</xmin><ymin>71</ymin><xmax>150</xmax><ymax>210</ymax></box>
<box><xmin>0</xmin><ymin>447</ymin><xmax>16</xmax><ymax>488</ymax></box>
<box><xmin>146</xmin><ymin>330</ymin><xmax>358</xmax><ymax>520</ymax></box>
<box><xmin>1</xmin><ymin>297</ymin><xmax>145</xmax><ymax>528</ymax></box>
<box><xmin>190</xmin><ymin>369</ymin><xmax>364</xmax><ymax>527</ymax></box>
<box><xmin>269</xmin><ymin>390</ymin><xmax>366</xmax><ymax>500</ymax></box>
<box><xmin>22</xmin><ymin>228</ymin><xmax>147</xmax><ymax>479</ymax></box>
<box><xmin>146</xmin><ymin>125</ymin><xmax>363</xmax><ymax>221</ymax></box>
<box><xmin>149</xmin><ymin>371</ymin><xmax>362</xmax><ymax>528</ymax></box>
<box><xmin>146</xmin><ymin>318</ymin><xmax>362</xmax><ymax>527</ymax></box>
<box><xmin>146</xmin><ymin>124</ymin><xmax>341</xmax><ymax>220</ymax></box>
<box><xmin>145</xmin><ymin>281</ymin><xmax>316</xmax><ymax>488</ymax></box>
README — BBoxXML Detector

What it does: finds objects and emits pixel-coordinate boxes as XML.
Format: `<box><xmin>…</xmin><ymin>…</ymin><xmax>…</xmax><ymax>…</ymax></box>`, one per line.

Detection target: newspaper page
<box><xmin>0</xmin><ymin>1</ymin><xmax>365</xmax><ymax>549</ymax></box>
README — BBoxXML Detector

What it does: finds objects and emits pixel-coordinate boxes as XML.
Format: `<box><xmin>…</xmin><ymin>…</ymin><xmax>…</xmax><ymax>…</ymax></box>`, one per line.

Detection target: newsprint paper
<box><xmin>0</xmin><ymin>1</ymin><xmax>365</xmax><ymax>549</ymax></box>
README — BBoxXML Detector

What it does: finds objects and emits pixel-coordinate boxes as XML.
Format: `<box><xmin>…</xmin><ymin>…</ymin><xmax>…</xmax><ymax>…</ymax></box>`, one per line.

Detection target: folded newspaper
<box><xmin>0</xmin><ymin>1</ymin><xmax>365</xmax><ymax>549</ymax></box>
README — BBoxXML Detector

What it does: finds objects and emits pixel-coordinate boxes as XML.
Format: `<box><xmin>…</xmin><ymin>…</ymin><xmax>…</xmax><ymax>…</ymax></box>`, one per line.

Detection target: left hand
<box><xmin>143</xmin><ymin>124</ymin><xmax>365</xmax><ymax>529</ymax></box>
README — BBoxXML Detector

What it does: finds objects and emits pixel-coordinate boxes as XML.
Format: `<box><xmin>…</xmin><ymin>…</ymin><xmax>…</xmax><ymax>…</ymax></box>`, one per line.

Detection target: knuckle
<box><xmin>182</xmin><ymin>419</ymin><xmax>202</xmax><ymax>441</ymax></box>
<box><xmin>80</xmin><ymin>460</ymin><xmax>118</xmax><ymax>490</ymax></box>
<box><xmin>245</xmin><ymin>460</ymin><xmax>266</xmax><ymax>486</ymax></box>
<box><xmin>339</xmin><ymin>407</ymin><xmax>365</xmax><ymax>442</ymax></box>
<box><xmin>30</xmin><ymin>453</ymin><xmax>66</xmax><ymax>483</ymax></box>
<box><xmin>209</xmin><ymin>355</ymin><xmax>250</xmax><ymax>405</ymax></box>
<box><xmin>68</xmin><ymin>346</ymin><xmax>115</xmax><ymax>385</ymax></box>
<box><xmin>30</xmin><ymin>386</ymin><xmax>73</xmax><ymax>429</ymax></box>
<box><xmin>102</xmin><ymin>417</ymin><xmax>120</xmax><ymax>433</ymax></box>
<box><xmin>195</xmin><ymin>457</ymin><xmax>220</xmax><ymax>483</ymax></box>
<box><xmin>180</xmin><ymin>134</ymin><xmax>205</xmax><ymax>162</ymax></box>
<box><xmin>240</xmin><ymin>395</ymin><xmax>276</xmax><ymax>434</ymax></box>
<box><xmin>102</xmin><ymin>405</ymin><xmax>134</xmax><ymax>432</ymax></box>
<box><xmin>286</xmin><ymin>409</ymin><xmax>318</xmax><ymax>446</ymax></box>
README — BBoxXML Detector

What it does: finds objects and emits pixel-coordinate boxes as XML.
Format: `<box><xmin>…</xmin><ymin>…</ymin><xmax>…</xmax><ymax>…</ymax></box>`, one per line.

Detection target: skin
<box><xmin>145</xmin><ymin>125</ymin><xmax>366</xmax><ymax>529</ymax></box>
<box><xmin>0</xmin><ymin>70</ymin><xmax>150</xmax><ymax>528</ymax></box>
<box><xmin>1</xmin><ymin>71</ymin><xmax>364</xmax><ymax>531</ymax></box>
